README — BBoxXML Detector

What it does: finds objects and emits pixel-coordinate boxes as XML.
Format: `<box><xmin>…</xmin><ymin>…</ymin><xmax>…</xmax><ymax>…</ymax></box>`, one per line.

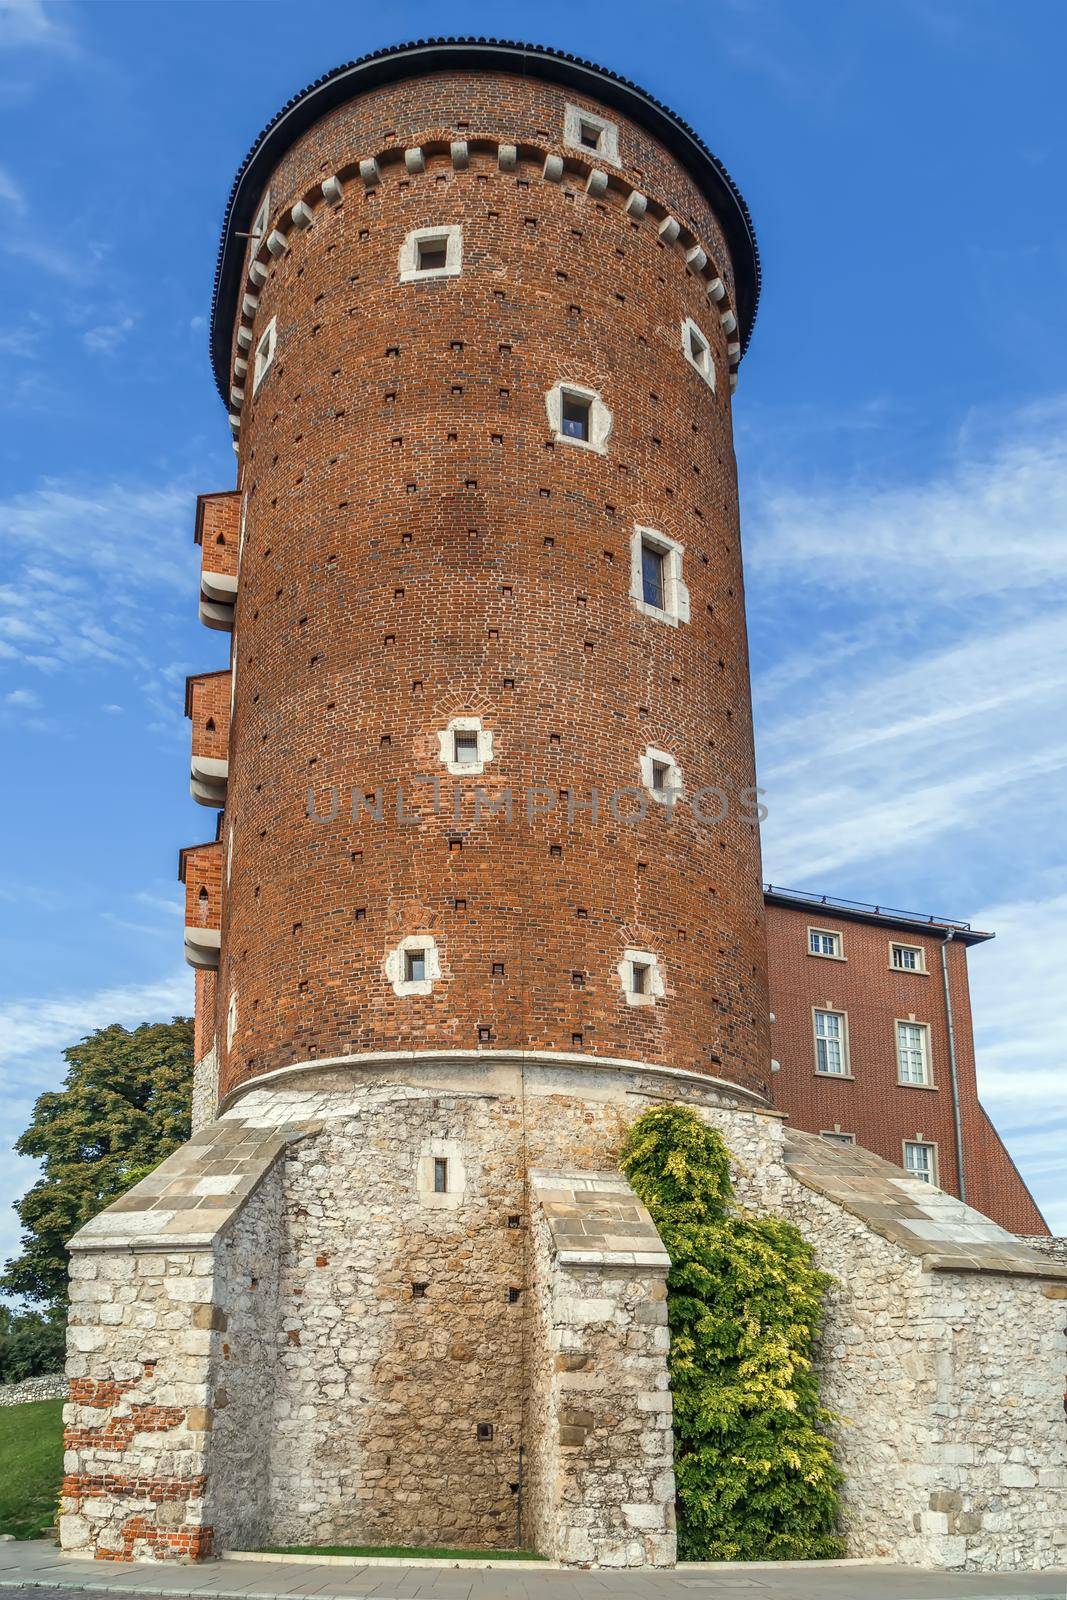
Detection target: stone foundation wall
<box><xmin>0</xmin><ymin>1372</ymin><xmax>66</xmax><ymax>1406</ymax></box>
<box><xmin>62</xmin><ymin>1055</ymin><xmax>1067</xmax><ymax>1568</ymax></box>
<box><xmin>191</xmin><ymin>1044</ymin><xmax>218</xmax><ymax>1134</ymax></box>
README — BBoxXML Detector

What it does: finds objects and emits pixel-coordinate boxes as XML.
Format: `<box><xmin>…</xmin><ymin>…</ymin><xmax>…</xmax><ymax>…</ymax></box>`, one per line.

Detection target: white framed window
<box><xmin>639</xmin><ymin>745</ymin><xmax>683</xmax><ymax>805</ymax></box>
<box><xmin>808</xmin><ymin>927</ymin><xmax>843</xmax><ymax>959</ymax></box>
<box><xmin>226</xmin><ymin>990</ymin><xmax>238</xmax><ymax>1049</ymax></box>
<box><xmin>250</xmin><ymin>190</ymin><xmax>271</xmax><ymax>251</ymax></box>
<box><xmin>545</xmin><ymin>382</ymin><xmax>613</xmax><ymax>454</ymax></box>
<box><xmin>416</xmin><ymin>1138</ymin><xmax>466</xmax><ymax>1209</ymax></box>
<box><xmin>813</xmin><ymin>1008</ymin><xmax>849</xmax><ymax>1075</ymax></box>
<box><xmin>436</xmin><ymin>716</ymin><xmax>494</xmax><ymax>777</ymax></box>
<box><xmin>617</xmin><ymin>948</ymin><xmax>665</xmax><ymax>1008</ymax></box>
<box><xmin>903</xmin><ymin>1140</ymin><xmax>938</xmax><ymax>1185</ymax></box>
<box><xmin>819</xmin><ymin>1130</ymin><xmax>856</xmax><ymax>1146</ymax></box>
<box><xmin>253</xmin><ymin>316</ymin><xmax>276</xmax><ymax>394</ymax></box>
<box><xmin>681</xmin><ymin>317</ymin><xmax>716</xmax><ymax>392</ymax></box>
<box><xmin>399</xmin><ymin>224</ymin><xmax>463</xmax><ymax>282</ymax></box>
<box><xmin>891</xmin><ymin>942</ymin><xmax>926</xmax><ymax>972</ymax></box>
<box><xmin>630</xmin><ymin>525</ymin><xmax>690</xmax><ymax>626</ymax></box>
<box><xmin>563</xmin><ymin>104</ymin><xmax>620</xmax><ymax>165</ymax></box>
<box><xmin>385</xmin><ymin>934</ymin><xmax>441</xmax><ymax>997</ymax></box>
<box><xmin>896</xmin><ymin>1019</ymin><xmax>931</xmax><ymax>1086</ymax></box>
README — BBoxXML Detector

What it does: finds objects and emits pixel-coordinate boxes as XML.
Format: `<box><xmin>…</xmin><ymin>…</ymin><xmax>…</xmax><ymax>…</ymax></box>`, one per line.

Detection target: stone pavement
<box><xmin>0</xmin><ymin>1544</ymin><xmax>1063</xmax><ymax>1600</ymax></box>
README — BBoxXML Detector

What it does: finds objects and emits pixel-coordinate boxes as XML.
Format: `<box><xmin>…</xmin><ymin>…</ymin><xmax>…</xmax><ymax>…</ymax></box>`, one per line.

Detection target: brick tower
<box><xmin>61</xmin><ymin>39</ymin><xmax>1067</xmax><ymax>1574</ymax></box>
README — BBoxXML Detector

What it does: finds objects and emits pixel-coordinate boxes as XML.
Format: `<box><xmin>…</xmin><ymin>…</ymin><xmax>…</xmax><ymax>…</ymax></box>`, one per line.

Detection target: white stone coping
<box><xmin>215</xmin><ymin>1047</ymin><xmax>775</xmax><ymax>1117</ymax></box>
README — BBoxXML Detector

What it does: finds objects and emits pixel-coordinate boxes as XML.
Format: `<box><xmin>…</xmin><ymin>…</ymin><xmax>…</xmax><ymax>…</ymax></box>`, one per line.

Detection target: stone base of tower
<box><xmin>62</xmin><ymin>1055</ymin><xmax>1066</xmax><ymax>1568</ymax></box>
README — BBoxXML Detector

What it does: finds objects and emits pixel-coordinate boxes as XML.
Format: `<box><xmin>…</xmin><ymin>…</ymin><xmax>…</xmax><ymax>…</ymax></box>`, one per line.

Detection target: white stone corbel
<box><xmin>625</xmin><ymin>191</ymin><xmax>647</xmax><ymax>218</ymax></box>
<box><xmin>291</xmin><ymin>201</ymin><xmax>314</xmax><ymax>230</ymax></box>
<box><xmin>450</xmin><ymin>141</ymin><xmax>469</xmax><ymax>170</ymax></box>
<box><xmin>730</xmin><ymin>374</ymin><xmax>738</xmax><ymax>392</ymax></box>
<box><xmin>248</xmin><ymin>260</ymin><xmax>268</xmax><ymax>289</ymax></box>
<box><xmin>586</xmin><ymin>169</ymin><xmax>608</xmax><ymax>197</ymax></box>
<box><xmin>234</xmin><ymin>357</ymin><xmax>248</xmax><ymax>380</ymax></box>
<box><xmin>321</xmin><ymin>175</ymin><xmax>344</xmax><ymax>206</ymax></box>
<box><xmin>404</xmin><ymin>147</ymin><xmax>425</xmax><ymax>174</ymax></box>
<box><xmin>727</xmin><ymin>341</ymin><xmax>741</xmax><ymax>363</ymax></box>
<box><xmin>265</xmin><ymin>229</ymin><xmax>288</xmax><ymax>258</ymax></box>
<box><xmin>359</xmin><ymin>157</ymin><xmax>380</xmax><ymax>186</ymax></box>
<box><xmin>658</xmin><ymin>217</ymin><xmax>681</xmax><ymax>244</ymax></box>
<box><xmin>720</xmin><ymin>309</ymin><xmax>738</xmax><ymax>336</ymax></box>
<box><xmin>498</xmin><ymin>143</ymin><xmax>517</xmax><ymax>171</ymax></box>
<box><xmin>543</xmin><ymin>153</ymin><xmax>564</xmax><ymax>182</ymax></box>
<box><xmin>236</xmin><ymin>326</ymin><xmax>253</xmax><ymax>353</ymax></box>
<box><xmin>241</xmin><ymin>293</ymin><xmax>259</xmax><ymax>320</ymax></box>
<box><xmin>229</xmin><ymin>412</ymin><xmax>241</xmax><ymax>436</ymax></box>
<box><xmin>685</xmin><ymin>244</ymin><xmax>708</xmax><ymax>272</ymax></box>
<box><xmin>230</xmin><ymin>385</ymin><xmax>244</xmax><ymax>410</ymax></box>
<box><xmin>706</xmin><ymin>277</ymin><xmax>726</xmax><ymax>303</ymax></box>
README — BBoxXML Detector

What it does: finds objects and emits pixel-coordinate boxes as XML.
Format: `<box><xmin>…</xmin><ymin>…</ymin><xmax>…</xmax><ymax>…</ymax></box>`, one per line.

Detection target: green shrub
<box><xmin>620</xmin><ymin>1105</ymin><xmax>844</xmax><ymax>1560</ymax></box>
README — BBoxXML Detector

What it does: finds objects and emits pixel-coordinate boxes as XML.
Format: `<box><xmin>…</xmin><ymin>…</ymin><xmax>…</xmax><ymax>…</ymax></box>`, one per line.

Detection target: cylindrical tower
<box><xmin>203</xmin><ymin>39</ymin><xmax>766</xmax><ymax>1110</ymax></box>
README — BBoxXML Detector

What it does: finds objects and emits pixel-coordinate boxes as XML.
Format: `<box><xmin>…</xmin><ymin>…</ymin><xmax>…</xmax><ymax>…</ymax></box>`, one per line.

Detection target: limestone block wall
<box><xmin>524</xmin><ymin>1171</ymin><xmax>674</xmax><ymax>1567</ymax></box>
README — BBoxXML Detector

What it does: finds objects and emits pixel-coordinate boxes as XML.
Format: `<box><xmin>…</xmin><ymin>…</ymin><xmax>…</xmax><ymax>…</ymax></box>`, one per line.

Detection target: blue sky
<box><xmin>1</xmin><ymin>0</ymin><xmax>1064</xmax><ymax>1264</ymax></box>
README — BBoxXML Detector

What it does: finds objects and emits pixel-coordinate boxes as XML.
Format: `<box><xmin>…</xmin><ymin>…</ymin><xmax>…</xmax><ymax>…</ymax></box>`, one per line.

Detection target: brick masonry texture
<box><xmin>213</xmin><ymin>68</ymin><xmax>769</xmax><ymax>1105</ymax></box>
<box><xmin>765</xmin><ymin>903</ymin><xmax>1047</xmax><ymax>1234</ymax></box>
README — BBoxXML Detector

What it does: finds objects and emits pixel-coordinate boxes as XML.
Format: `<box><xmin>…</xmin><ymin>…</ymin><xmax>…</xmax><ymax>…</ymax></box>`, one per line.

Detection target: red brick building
<box><xmin>764</xmin><ymin>886</ymin><xmax>1047</xmax><ymax>1234</ymax></box>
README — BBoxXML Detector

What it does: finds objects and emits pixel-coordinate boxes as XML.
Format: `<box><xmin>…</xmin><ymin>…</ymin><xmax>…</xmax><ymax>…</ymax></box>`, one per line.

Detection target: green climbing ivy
<box><xmin>620</xmin><ymin>1104</ymin><xmax>844</xmax><ymax>1561</ymax></box>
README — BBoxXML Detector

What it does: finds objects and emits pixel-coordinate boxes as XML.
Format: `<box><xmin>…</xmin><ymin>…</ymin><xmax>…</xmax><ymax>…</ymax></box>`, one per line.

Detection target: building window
<box><xmin>809</xmin><ymin>927</ymin><xmax>842</xmax><ymax>959</ymax></box>
<box><xmin>819</xmin><ymin>1130</ymin><xmax>856</xmax><ymax>1146</ymax></box>
<box><xmin>545</xmin><ymin>382</ymin><xmax>613</xmax><ymax>453</ymax></box>
<box><xmin>250</xmin><ymin>190</ymin><xmax>271</xmax><ymax>250</ymax></box>
<box><xmin>896</xmin><ymin>1020</ymin><xmax>931</xmax><ymax>1086</ymax></box>
<box><xmin>399</xmin><ymin>224</ymin><xmax>463</xmax><ymax>282</ymax></box>
<box><xmin>386</xmin><ymin>935</ymin><xmax>441</xmax><ymax>997</ymax></box>
<box><xmin>563</xmin><ymin>104</ymin><xmax>620</xmax><ymax>165</ymax></box>
<box><xmin>433</xmin><ymin>1156</ymin><xmax>449</xmax><ymax>1193</ymax></box>
<box><xmin>618</xmin><ymin>948</ymin><xmax>665</xmax><ymax>1008</ymax></box>
<box><xmin>436</xmin><ymin>716</ymin><xmax>494</xmax><ymax>776</ymax></box>
<box><xmin>253</xmin><ymin>317</ymin><xmax>276</xmax><ymax>394</ymax></box>
<box><xmin>903</xmin><ymin>1141</ymin><xmax>938</xmax><ymax>1184</ymax></box>
<box><xmin>639</xmin><ymin>745</ymin><xmax>683</xmax><ymax>804</ymax></box>
<box><xmin>814</xmin><ymin>1009</ymin><xmax>848</xmax><ymax>1075</ymax></box>
<box><xmin>630</xmin><ymin>526</ymin><xmax>690</xmax><ymax>626</ymax></box>
<box><xmin>226</xmin><ymin>990</ymin><xmax>238</xmax><ymax>1049</ymax></box>
<box><xmin>891</xmin><ymin>942</ymin><xmax>925</xmax><ymax>972</ymax></box>
<box><xmin>682</xmin><ymin>317</ymin><xmax>716</xmax><ymax>391</ymax></box>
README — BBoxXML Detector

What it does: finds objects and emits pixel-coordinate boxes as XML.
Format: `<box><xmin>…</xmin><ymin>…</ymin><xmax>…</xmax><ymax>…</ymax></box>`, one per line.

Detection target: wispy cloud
<box><xmin>1</xmin><ymin>969</ymin><xmax>191</xmax><ymax>1068</ymax></box>
<box><xmin>82</xmin><ymin>312</ymin><xmax>138</xmax><ymax>356</ymax></box>
<box><xmin>0</xmin><ymin>0</ymin><xmax>77</xmax><ymax>55</ymax></box>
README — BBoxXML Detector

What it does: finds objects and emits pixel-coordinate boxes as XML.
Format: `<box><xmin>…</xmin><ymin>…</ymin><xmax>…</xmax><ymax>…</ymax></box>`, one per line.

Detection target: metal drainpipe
<box><xmin>940</xmin><ymin>930</ymin><xmax>967</xmax><ymax>1204</ymax></box>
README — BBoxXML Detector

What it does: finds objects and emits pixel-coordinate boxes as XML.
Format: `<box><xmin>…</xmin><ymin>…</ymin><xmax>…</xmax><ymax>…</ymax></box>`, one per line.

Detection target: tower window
<box><xmin>405</xmin><ymin>949</ymin><xmax>426</xmax><ymax>984</ymax></box>
<box><xmin>618</xmin><ymin>948</ymin><xmax>663</xmax><ymax>1007</ymax></box>
<box><xmin>641</xmin><ymin>540</ymin><xmax>665</xmax><ymax>609</ymax></box>
<box><xmin>399</xmin><ymin>225</ymin><xmax>463</xmax><ymax>282</ymax></box>
<box><xmin>253</xmin><ymin>317</ymin><xmax>277</xmax><ymax>394</ymax></box>
<box><xmin>433</xmin><ymin>1156</ymin><xmax>448</xmax><ymax>1193</ymax></box>
<box><xmin>563</xmin><ymin>104</ymin><xmax>620</xmax><ymax>165</ymax></box>
<box><xmin>476</xmin><ymin>1422</ymin><xmax>494</xmax><ymax>1442</ymax></box>
<box><xmin>578</xmin><ymin>120</ymin><xmax>601</xmax><ymax>150</ymax></box>
<box><xmin>640</xmin><ymin>746</ymin><xmax>683</xmax><ymax>804</ymax></box>
<box><xmin>630</xmin><ymin>526</ymin><xmax>689</xmax><ymax>625</ymax></box>
<box><xmin>416</xmin><ymin>236</ymin><xmax>448</xmax><ymax>272</ymax></box>
<box><xmin>453</xmin><ymin>729</ymin><xmax>479</xmax><ymax>764</ymax></box>
<box><xmin>650</xmin><ymin>760</ymin><xmax>669</xmax><ymax>792</ymax></box>
<box><xmin>561</xmin><ymin>392</ymin><xmax>591</xmax><ymax>441</ymax></box>
<box><xmin>630</xmin><ymin>962</ymin><xmax>649</xmax><ymax>996</ymax></box>
<box><xmin>682</xmin><ymin>317</ymin><xmax>716</xmax><ymax>391</ymax></box>
<box><xmin>438</xmin><ymin>717</ymin><xmax>493</xmax><ymax>775</ymax></box>
<box><xmin>388</xmin><ymin>935</ymin><xmax>439</xmax><ymax>995</ymax></box>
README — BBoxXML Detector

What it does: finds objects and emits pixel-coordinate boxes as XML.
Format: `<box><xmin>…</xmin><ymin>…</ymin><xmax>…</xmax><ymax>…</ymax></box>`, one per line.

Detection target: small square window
<box><xmin>405</xmin><ymin>949</ymin><xmax>427</xmax><ymax>983</ymax></box>
<box><xmin>578</xmin><ymin>120</ymin><xmax>601</xmax><ymax>150</ymax></box>
<box><xmin>417</xmin><ymin>237</ymin><xmax>448</xmax><ymax>272</ymax></box>
<box><xmin>453</xmin><ymin>730</ymin><xmax>479</xmax><ymax>764</ymax></box>
<box><xmin>476</xmin><ymin>1422</ymin><xmax>494</xmax><ymax>1442</ymax></box>
<box><xmin>433</xmin><ymin>1156</ymin><xmax>448</xmax><ymax>1194</ymax></box>
<box><xmin>820</xmin><ymin>1130</ymin><xmax>856</xmax><ymax>1146</ymax></box>
<box><xmin>411</xmin><ymin>1281</ymin><xmax>428</xmax><ymax>1298</ymax></box>
<box><xmin>650</xmin><ymin>759</ymin><xmax>670</xmax><ymax>793</ymax></box>
<box><xmin>809</xmin><ymin>928</ymin><xmax>842</xmax><ymax>959</ymax></box>
<box><xmin>641</xmin><ymin>541</ymin><xmax>666</xmax><ymax>609</ymax></box>
<box><xmin>630</xmin><ymin>962</ymin><xmax>649</xmax><ymax>995</ymax></box>
<box><xmin>561</xmin><ymin>392</ymin><xmax>591</xmax><ymax>441</ymax></box>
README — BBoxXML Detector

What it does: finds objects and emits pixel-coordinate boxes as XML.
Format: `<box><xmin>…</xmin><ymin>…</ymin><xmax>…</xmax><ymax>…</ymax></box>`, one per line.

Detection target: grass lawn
<box><xmin>261</xmin><ymin>1545</ymin><xmax>544</xmax><ymax>1561</ymax></box>
<box><xmin>0</xmin><ymin>1398</ymin><xmax>64</xmax><ymax>1540</ymax></box>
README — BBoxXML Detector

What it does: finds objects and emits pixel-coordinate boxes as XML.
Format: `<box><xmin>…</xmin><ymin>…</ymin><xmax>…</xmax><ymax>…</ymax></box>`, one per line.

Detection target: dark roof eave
<box><xmin>763</xmin><ymin>888</ymin><xmax>994</xmax><ymax>947</ymax></box>
<box><xmin>208</xmin><ymin>36</ymin><xmax>761</xmax><ymax>401</ymax></box>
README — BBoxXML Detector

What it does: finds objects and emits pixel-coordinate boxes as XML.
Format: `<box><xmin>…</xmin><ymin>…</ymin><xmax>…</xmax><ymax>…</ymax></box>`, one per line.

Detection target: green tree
<box><xmin>2</xmin><ymin>1018</ymin><xmax>194</xmax><ymax>1310</ymax></box>
<box><xmin>0</xmin><ymin>1305</ymin><xmax>66</xmax><ymax>1381</ymax></box>
<box><xmin>620</xmin><ymin>1104</ymin><xmax>843</xmax><ymax>1561</ymax></box>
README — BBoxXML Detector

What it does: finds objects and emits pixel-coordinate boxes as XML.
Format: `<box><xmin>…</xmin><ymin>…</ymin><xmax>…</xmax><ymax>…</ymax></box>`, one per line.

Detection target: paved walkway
<box><xmin>0</xmin><ymin>1543</ymin><xmax>1062</xmax><ymax>1600</ymax></box>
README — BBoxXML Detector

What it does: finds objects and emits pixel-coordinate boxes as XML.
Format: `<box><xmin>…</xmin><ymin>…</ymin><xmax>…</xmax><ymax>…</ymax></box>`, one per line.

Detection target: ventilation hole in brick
<box><xmin>568</xmin><ymin>304</ymin><xmax>581</xmax><ymax>317</ymax></box>
<box><xmin>412</xmin><ymin>680</ymin><xmax>423</xmax><ymax>693</ymax></box>
<box><xmin>572</xmin><ymin>1032</ymin><xmax>583</xmax><ymax>1047</ymax></box>
<box><xmin>498</xmin><ymin>342</ymin><xmax>512</xmax><ymax>354</ymax></box>
<box><xmin>488</xmin><ymin>627</ymin><xmax>499</xmax><ymax>639</ymax></box>
<box><xmin>352</xmin><ymin>849</ymin><xmax>363</xmax><ymax>863</ymax></box>
<box><xmin>576</xmin><ymin>595</ymin><xmax>587</xmax><ymax>607</ymax></box>
<box><xmin>452</xmin><ymin>385</ymin><xmax>463</xmax><ymax>395</ymax></box>
<box><xmin>401</xmin><ymin>531</ymin><xmax>412</xmax><ymax>543</ymax></box>
<box><xmin>292</xmin><ymin>921</ymin><xmax>302</xmax><ymax>936</ymax></box>
<box><xmin>503</xmin><ymin>677</ymin><xmax>515</xmax><ymax>689</ymax></box>
<box><xmin>254</xmin><ymin>885</ymin><xmax>261</xmax><ymax>898</ymax></box>
<box><xmin>638</xmin><ymin>706</ymin><xmax>650</xmax><ymax>719</ymax></box>
<box><xmin>615</xmin><ymin>292</ymin><xmax>625</xmax><ymax>302</ymax></box>
<box><xmin>556</xmin><ymin>270</ymin><xmax>568</xmax><ymax>281</ymax></box>
<box><xmin>550</xmin><ymin>732</ymin><xmax>561</xmax><ymax>745</ymax></box>
<box><xmin>478</xmin><ymin>1026</ymin><xmax>492</xmax><ymax>1042</ymax></box>
<box><xmin>491</xmin><ymin>433</ymin><xmax>503</xmax><ymax>445</ymax></box>
<box><xmin>492</xmin><ymin>962</ymin><xmax>505</xmax><ymax>977</ymax></box>
<box><xmin>355</xmin><ymin>907</ymin><xmax>366</xmax><ymax>920</ymax></box>
<box><xmin>605</xmin><ymin>504</ymin><xmax>616</xmax><ymax>517</ymax></box>
<box><xmin>465</xmin><ymin>478</ymin><xmax>477</xmax><ymax>490</ymax></box>
<box><xmin>448</xmin><ymin>431</ymin><xmax>458</xmax><ymax>442</ymax></box>
<box><xmin>550</xmin><ymin>844</ymin><xmax>562</xmax><ymax>859</ymax></box>
<box><xmin>652</xmin><ymin>436</ymin><xmax>662</xmax><ymax>448</ymax></box>
<box><xmin>394</xmin><ymin>587</ymin><xmax>404</xmax><ymax>599</ymax></box>
<box><xmin>380</xmin><ymin>734</ymin><xmax>391</xmax><ymax>747</ymax></box>
<box><xmin>454</xmin><ymin>897</ymin><xmax>466</xmax><ymax>910</ymax></box>
<box><xmin>451</xmin><ymin>340</ymin><xmax>464</xmax><ymax>352</ymax></box>
<box><xmin>386</xmin><ymin>344</ymin><xmax>399</xmax><ymax>356</ymax></box>
<box><xmin>384</xmin><ymin>633</ymin><xmax>395</xmax><ymax>646</ymax></box>
<box><xmin>637</xmin><ymin>860</ymin><xmax>648</xmax><ymax>873</ymax></box>
<box><xmin>501</xmin><ymin>584</ymin><xmax>513</xmax><ymax>596</ymax></box>
<box><xmin>449</xmin><ymin>837</ymin><xmax>463</xmax><ymax>852</ymax></box>
<box><xmin>468</xmin><ymin>528</ymin><xmax>479</xmax><ymax>540</ymax></box>
<box><xmin>385</xmin><ymin>390</ymin><xmax>397</xmax><ymax>403</ymax></box>
<box><xmin>584</xmin><ymin>640</ymin><xmax>594</xmax><ymax>653</ymax></box>
<box><xmin>309</xmin><ymin>653</ymin><xmax>323</xmax><ymax>667</ymax></box>
<box><xmin>524</xmin><ymin>217</ymin><xmax>537</xmax><ymax>229</ymax></box>
<box><xmin>576</xmin><ymin>907</ymin><xmax>588</xmax><ymax>919</ymax></box>
<box><xmin>571</xmin><ymin>971</ymin><xmax>584</xmax><ymax>986</ymax></box>
<box><xmin>391</xmin><ymin>436</ymin><xmax>402</xmax><ymax>447</ymax></box>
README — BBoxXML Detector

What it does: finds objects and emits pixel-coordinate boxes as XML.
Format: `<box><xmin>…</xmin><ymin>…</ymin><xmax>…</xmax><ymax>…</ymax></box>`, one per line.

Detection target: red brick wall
<box><xmin>765</xmin><ymin>903</ymin><xmax>1047</xmax><ymax>1234</ymax></box>
<box><xmin>185</xmin><ymin>670</ymin><xmax>230</xmax><ymax>764</ymax></box>
<box><xmin>196</xmin><ymin>491</ymin><xmax>240</xmax><ymax>582</ymax></box>
<box><xmin>179</xmin><ymin>841</ymin><xmax>222</xmax><ymax>932</ymax></box>
<box><xmin>208</xmin><ymin>70</ymin><xmax>769</xmax><ymax>1104</ymax></box>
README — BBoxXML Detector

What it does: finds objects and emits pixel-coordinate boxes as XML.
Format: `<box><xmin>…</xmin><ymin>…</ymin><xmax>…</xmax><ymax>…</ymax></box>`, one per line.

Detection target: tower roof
<box><xmin>208</xmin><ymin>35</ymin><xmax>761</xmax><ymax>400</ymax></box>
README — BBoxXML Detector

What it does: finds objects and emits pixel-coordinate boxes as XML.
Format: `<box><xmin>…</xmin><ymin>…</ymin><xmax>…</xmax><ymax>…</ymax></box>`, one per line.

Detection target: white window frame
<box><xmin>891</xmin><ymin>942</ymin><xmax>926</xmax><ymax>973</ymax></box>
<box><xmin>808</xmin><ymin>926</ymin><xmax>843</xmax><ymax>960</ymax></box>
<box><xmin>399</xmin><ymin>224</ymin><xmax>463</xmax><ymax>283</ymax></box>
<box><xmin>617</xmin><ymin>947</ymin><xmax>665</xmax><ymax>1008</ymax></box>
<box><xmin>819</xmin><ymin>1130</ymin><xmax>856</xmax><ymax>1146</ymax></box>
<box><xmin>630</xmin><ymin>525</ymin><xmax>690</xmax><ymax>626</ymax></box>
<box><xmin>813</xmin><ymin>1007</ymin><xmax>850</xmax><ymax>1076</ymax></box>
<box><xmin>563</xmin><ymin>103</ymin><xmax>620</xmax><ymax>166</ymax></box>
<box><xmin>545</xmin><ymin>381</ymin><xmax>613</xmax><ymax>454</ymax></box>
<box><xmin>250</xmin><ymin>190</ymin><xmax>271</xmax><ymax>251</ymax></box>
<box><xmin>681</xmin><ymin>316</ymin><xmax>716</xmax><ymax>392</ymax></box>
<box><xmin>253</xmin><ymin>316</ymin><xmax>276</xmax><ymax>395</ymax></box>
<box><xmin>639</xmin><ymin>745</ymin><xmax>684</xmax><ymax>806</ymax></box>
<box><xmin>226</xmin><ymin>990</ymin><xmax>238</xmax><ymax>1049</ymax></box>
<box><xmin>416</xmin><ymin>1138</ymin><xmax>466</xmax><ymax>1210</ymax></box>
<box><xmin>903</xmin><ymin>1140</ymin><xmax>939</xmax><ymax>1185</ymax></box>
<box><xmin>436</xmin><ymin>716</ymin><xmax>494</xmax><ymax>777</ymax></box>
<box><xmin>896</xmin><ymin>1019</ymin><xmax>932</xmax><ymax>1086</ymax></box>
<box><xmin>385</xmin><ymin>934</ymin><xmax>441</xmax><ymax>998</ymax></box>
